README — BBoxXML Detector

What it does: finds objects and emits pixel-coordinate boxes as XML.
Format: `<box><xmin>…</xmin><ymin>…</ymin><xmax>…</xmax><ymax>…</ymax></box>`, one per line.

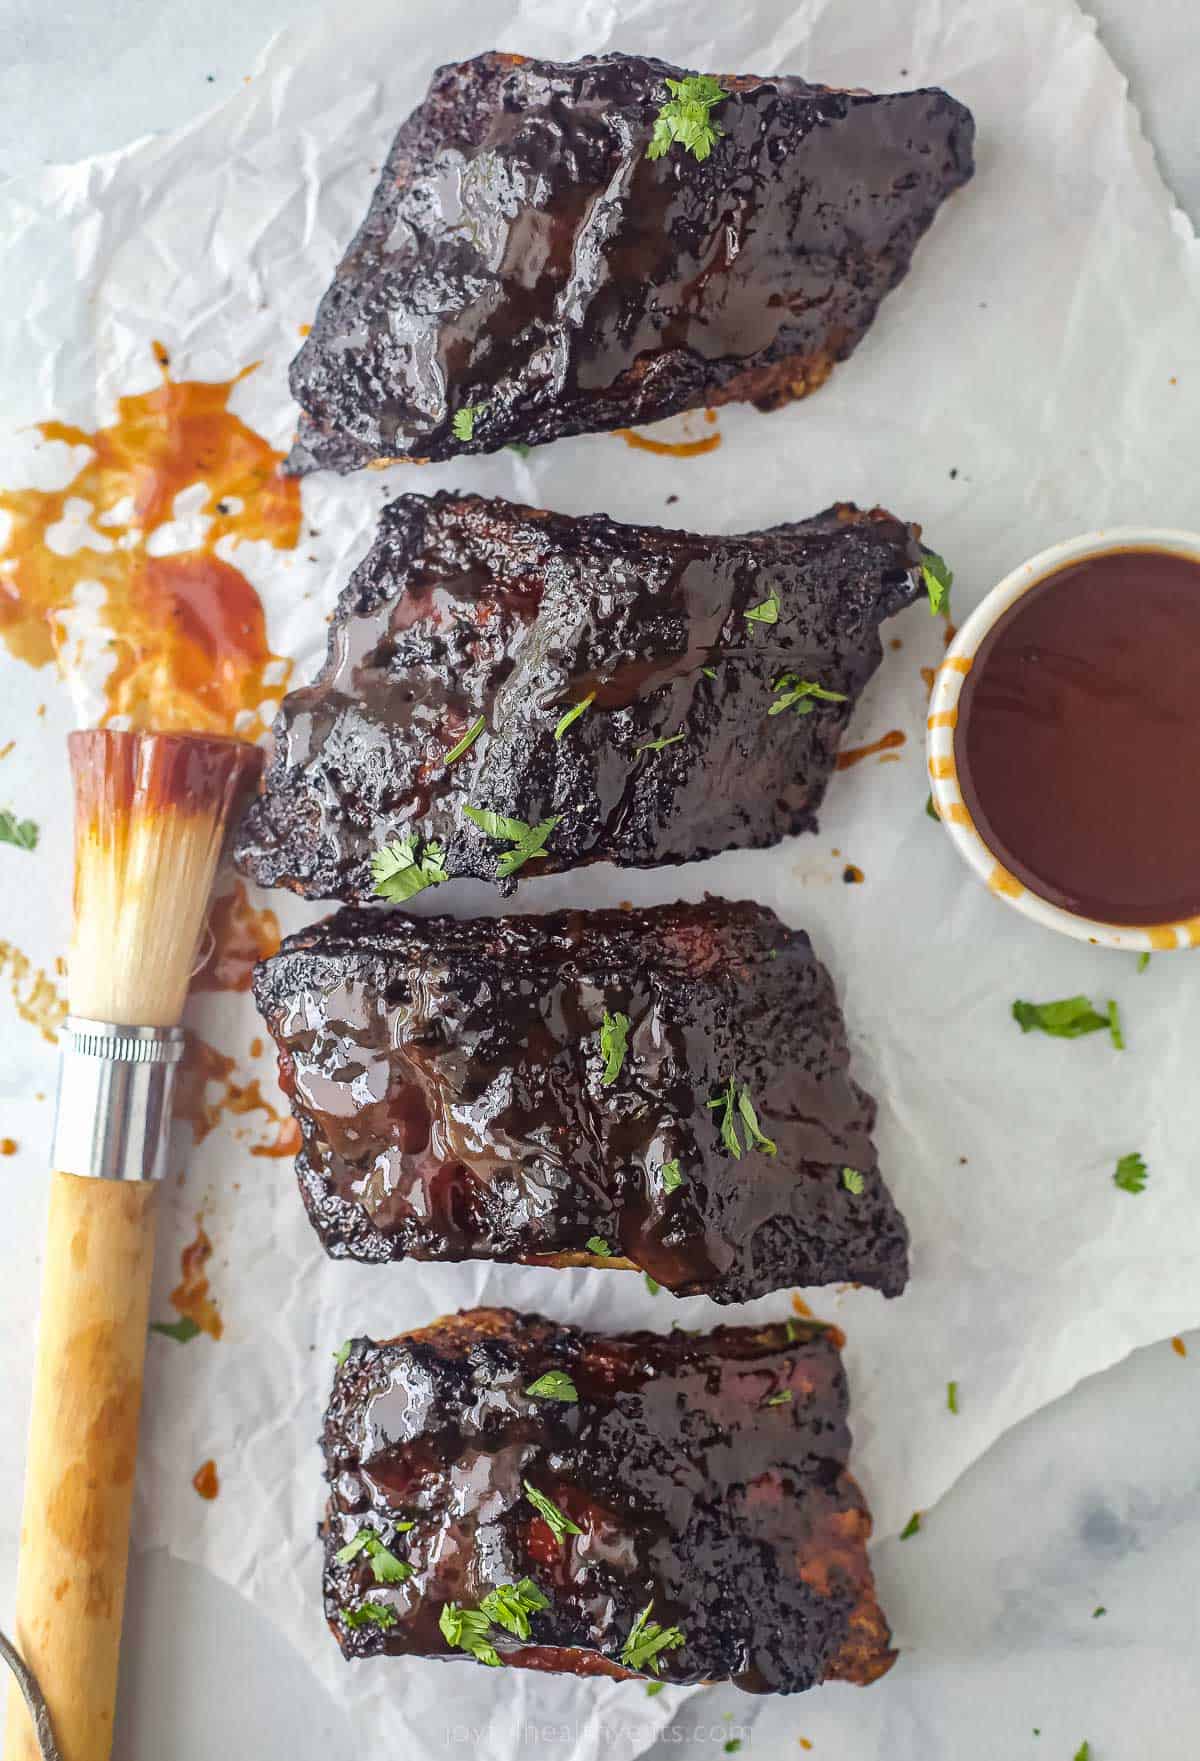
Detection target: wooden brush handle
<box><xmin>4</xmin><ymin>1172</ymin><xmax>158</xmax><ymax>1761</ymax></box>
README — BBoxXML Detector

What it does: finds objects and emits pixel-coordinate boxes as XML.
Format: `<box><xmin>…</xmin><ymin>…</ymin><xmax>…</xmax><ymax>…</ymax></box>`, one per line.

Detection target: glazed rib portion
<box><xmin>287</xmin><ymin>51</ymin><xmax>974</xmax><ymax>472</ymax></box>
<box><xmin>252</xmin><ymin>898</ymin><xmax>908</xmax><ymax>1302</ymax></box>
<box><xmin>235</xmin><ymin>493</ymin><xmax>927</xmax><ymax>900</ymax></box>
<box><xmin>322</xmin><ymin>1308</ymin><xmax>895</xmax><ymax>1693</ymax></box>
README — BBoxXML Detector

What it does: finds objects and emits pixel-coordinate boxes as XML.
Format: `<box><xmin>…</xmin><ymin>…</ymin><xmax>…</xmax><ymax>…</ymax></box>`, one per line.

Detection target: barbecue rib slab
<box><xmin>286</xmin><ymin>51</ymin><xmax>974</xmax><ymax>472</ymax></box>
<box><xmin>322</xmin><ymin>1308</ymin><xmax>895</xmax><ymax>1693</ymax></box>
<box><xmin>234</xmin><ymin>493</ymin><xmax>927</xmax><ymax>901</ymax></box>
<box><xmin>252</xmin><ymin>898</ymin><xmax>909</xmax><ymax>1302</ymax></box>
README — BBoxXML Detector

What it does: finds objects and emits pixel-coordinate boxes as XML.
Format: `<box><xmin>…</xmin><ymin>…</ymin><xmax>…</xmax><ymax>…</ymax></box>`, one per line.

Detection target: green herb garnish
<box><xmin>370</xmin><ymin>834</ymin><xmax>448</xmax><ymax>902</ymax></box>
<box><xmin>525</xmin><ymin>1370</ymin><xmax>579</xmax><ymax>1403</ymax></box>
<box><xmin>707</xmin><ymin>1077</ymin><xmax>776</xmax><ymax>1159</ymax></box>
<box><xmin>763</xmin><ymin>1390</ymin><xmax>792</xmax><ymax>1407</ymax></box>
<box><xmin>645</xmin><ymin>1681</ymin><xmax>665</xmax><ymax>1697</ymax></box>
<box><xmin>644</xmin><ymin>1274</ymin><xmax>660</xmax><ymax>1296</ymax></box>
<box><xmin>333</xmin><ymin>1339</ymin><xmax>352</xmax><ymax>1368</ymax></box>
<box><xmin>646</xmin><ymin>75</ymin><xmax>728</xmax><ymax>164</ymax></box>
<box><xmin>554</xmin><ymin>692</ymin><xmax>595</xmax><ymax>741</ymax></box>
<box><xmin>899</xmin><ymin>1512</ymin><xmax>922</xmax><ymax>1540</ymax></box>
<box><xmin>947</xmin><ymin>1380</ymin><xmax>959</xmax><ymax>1415</ymax></box>
<box><xmin>724</xmin><ymin>1743</ymin><xmax>742</xmax><ymax>1755</ymax></box>
<box><xmin>150</xmin><ymin>1315</ymin><xmax>201</xmax><ymax>1344</ymax></box>
<box><xmin>600</xmin><ymin>1009</ymin><xmax>630</xmax><ymax>1085</ymax></box>
<box><xmin>444</xmin><ymin>717</ymin><xmax>485</xmax><ymax>765</ymax></box>
<box><xmin>586</xmin><ymin>1236</ymin><xmax>614</xmax><ymax>1257</ymax></box>
<box><xmin>1073</xmin><ymin>1745</ymin><xmax>1091</xmax><ymax>1761</ymax></box>
<box><xmin>335</xmin><ymin>1528</ymin><xmax>412</xmax><ymax>1583</ymax></box>
<box><xmin>451</xmin><ymin>403</ymin><xmax>487</xmax><ymax>442</ymax></box>
<box><xmin>925</xmin><ymin>792</ymin><xmax>940</xmax><ymax>821</ymax></box>
<box><xmin>438</xmin><ymin>1602</ymin><xmax>501</xmax><ymax>1666</ymax></box>
<box><xmin>0</xmin><ymin>810</ymin><xmax>38</xmax><ymax>852</ymax></box>
<box><xmin>768</xmin><ymin>675</ymin><xmax>848</xmax><ymax>718</ymax></box>
<box><xmin>523</xmin><ymin>1481</ymin><xmax>582</xmax><ymax>1547</ymax></box>
<box><xmin>1137</xmin><ymin>951</ymin><xmax>1151</xmax><ymax>972</ymax></box>
<box><xmin>660</xmin><ymin>1159</ymin><xmax>683</xmax><ymax>1193</ymax></box>
<box><xmin>842</xmin><ymin>1166</ymin><xmax>864</xmax><ymax>1195</ymax></box>
<box><xmin>635</xmin><ymin>730</ymin><xmax>686</xmax><ymax>755</ymax></box>
<box><xmin>462</xmin><ymin>804</ymin><xmax>561</xmax><ymax>879</ymax></box>
<box><xmin>343</xmin><ymin>1600</ymin><xmax>398</xmax><ymax>1631</ymax></box>
<box><xmin>620</xmin><ymin>1601</ymin><xmax>686</xmax><ymax>1675</ymax></box>
<box><xmin>1011</xmin><ymin>996</ymin><xmax>1112</xmax><ymax>1040</ymax></box>
<box><xmin>1113</xmin><ymin>1152</ymin><xmax>1148</xmax><ymax>1194</ymax></box>
<box><xmin>1107</xmin><ymin>999</ymin><xmax>1124</xmax><ymax>1049</ymax></box>
<box><xmin>1092</xmin><ymin>1606</ymin><xmax>1107</xmax><ymax>1619</ymax></box>
<box><xmin>479</xmin><ymin>1578</ymin><xmax>549</xmax><ymax>1641</ymax></box>
<box><xmin>700</xmin><ymin>666</ymin><xmax>717</xmax><ymax>679</ymax></box>
<box><xmin>507</xmin><ymin>441</ymin><xmax>532</xmax><ymax>458</ymax></box>
<box><xmin>744</xmin><ymin>592</ymin><xmax>779</xmax><ymax>626</ymax></box>
<box><xmin>922</xmin><ymin>551</ymin><xmax>953</xmax><ymax>616</ymax></box>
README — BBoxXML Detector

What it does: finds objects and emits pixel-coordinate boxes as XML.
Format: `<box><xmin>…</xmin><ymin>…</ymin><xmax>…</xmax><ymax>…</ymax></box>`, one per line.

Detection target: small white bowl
<box><xmin>928</xmin><ymin>526</ymin><xmax>1200</xmax><ymax>952</ymax></box>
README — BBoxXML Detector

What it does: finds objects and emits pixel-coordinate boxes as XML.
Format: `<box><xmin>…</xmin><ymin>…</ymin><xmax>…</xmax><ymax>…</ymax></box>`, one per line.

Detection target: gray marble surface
<box><xmin>1</xmin><ymin>3</ymin><xmax>1197</xmax><ymax>1757</ymax></box>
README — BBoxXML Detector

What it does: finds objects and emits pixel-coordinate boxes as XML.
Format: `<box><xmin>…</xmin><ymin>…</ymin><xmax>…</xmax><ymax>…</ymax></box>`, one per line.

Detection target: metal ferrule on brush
<box><xmin>52</xmin><ymin>1017</ymin><xmax>186</xmax><ymax>1183</ymax></box>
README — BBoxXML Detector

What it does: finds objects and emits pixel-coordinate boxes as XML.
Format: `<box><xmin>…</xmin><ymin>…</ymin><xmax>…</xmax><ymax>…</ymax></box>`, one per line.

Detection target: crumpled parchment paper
<box><xmin>1</xmin><ymin>0</ymin><xmax>1198</xmax><ymax>1754</ymax></box>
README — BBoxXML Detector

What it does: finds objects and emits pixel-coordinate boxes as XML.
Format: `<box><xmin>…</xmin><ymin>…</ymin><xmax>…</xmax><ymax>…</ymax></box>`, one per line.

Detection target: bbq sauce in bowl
<box><xmin>955</xmin><ymin>547</ymin><xmax>1200</xmax><ymax>925</ymax></box>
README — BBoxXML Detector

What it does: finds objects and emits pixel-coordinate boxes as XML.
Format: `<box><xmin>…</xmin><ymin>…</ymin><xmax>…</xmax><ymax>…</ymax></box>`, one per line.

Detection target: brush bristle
<box><xmin>67</xmin><ymin>731</ymin><xmax>263</xmax><ymax>1026</ymax></box>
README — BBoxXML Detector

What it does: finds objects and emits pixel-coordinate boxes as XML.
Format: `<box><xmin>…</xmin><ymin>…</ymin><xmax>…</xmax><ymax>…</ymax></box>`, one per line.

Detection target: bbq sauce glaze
<box><xmin>955</xmin><ymin>548</ymin><xmax>1200</xmax><ymax>924</ymax></box>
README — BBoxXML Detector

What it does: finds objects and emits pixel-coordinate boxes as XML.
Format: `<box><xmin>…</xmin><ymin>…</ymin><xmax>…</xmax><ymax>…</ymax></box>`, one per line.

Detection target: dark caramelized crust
<box><xmin>322</xmin><ymin>1308</ymin><xmax>895</xmax><ymax>1693</ymax></box>
<box><xmin>234</xmin><ymin>493</ymin><xmax>926</xmax><ymax>900</ymax></box>
<box><xmin>252</xmin><ymin>898</ymin><xmax>908</xmax><ymax>1302</ymax></box>
<box><xmin>287</xmin><ymin>51</ymin><xmax>974</xmax><ymax>471</ymax></box>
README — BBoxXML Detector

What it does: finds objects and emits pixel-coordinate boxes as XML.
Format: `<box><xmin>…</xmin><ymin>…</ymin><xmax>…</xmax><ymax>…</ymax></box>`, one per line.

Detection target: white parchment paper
<box><xmin>1</xmin><ymin>0</ymin><xmax>1199</xmax><ymax>1754</ymax></box>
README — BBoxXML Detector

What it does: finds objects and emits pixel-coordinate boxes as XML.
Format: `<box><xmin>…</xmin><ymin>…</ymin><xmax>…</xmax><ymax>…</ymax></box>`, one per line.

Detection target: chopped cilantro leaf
<box><xmin>332</xmin><ymin>1339</ymin><xmax>352</xmax><ymax>1368</ymax></box>
<box><xmin>370</xmin><ymin>834</ymin><xmax>447</xmax><ymax>902</ymax></box>
<box><xmin>644</xmin><ymin>1274</ymin><xmax>660</xmax><ymax>1296</ymax></box>
<box><xmin>1113</xmin><ymin>1152</ymin><xmax>1148</xmax><ymax>1194</ymax></box>
<box><xmin>444</xmin><ymin>717</ymin><xmax>485</xmax><ymax>765</ymax></box>
<box><xmin>947</xmin><ymin>1380</ymin><xmax>959</xmax><ymax>1414</ymax></box>
<box><xmin>922</xmin><ymin>551</ymin><xmax>953</xmax><ymax>616</ymax></box>
<box><xmin>768</xmin><ymin>675</ymin><xmax>848</xmax><ymax>718</ymax></box>
<box><xmin>150</xmin><ymin>1315</ymin><xmax>201</xmax><ymax>1344</ymax></box>
<box><xmin>635</xmin><ymin>730</ymin><xmax>686</xmax><ymax>755</ymax></box>
<box><xmin>646</xmin><ymin>75</ymin><xmax>727</xmax><ymax>164</ymax></box>
<box><xmin>707</xmin><ymin>1077</ymin><xmax>776</xmax><ymax>1159</ymax></box>
<box><xmin>899</xmin><ymin>1512</ymin><xmax>921</xmax><ymax>1540</ymax></box>
<box><xmin>660</xmin><ymin>1159</ymin><xmax>683</xmax><ymax>1193</ymax></box>
<box><xmin>554</xmin><ymin>692</ymin><xmax>595</xmax><ymax>741</ymax></box>
<box><xmin>585</xmin><ymin>1235</ymin><xmax>614</xmax><ymax>1257</ymax></box>
<box><xmin>620</xmin><ymin>1600</ymin><xmax>686</xmax><ymax>1674</ymax></box>
<box><xmin>1137</xmin><ymin>951</ymin><xmax>1151</xmax><ymax>972</ymax></box>
<box><xmin>1011</xmin><ymin>995</ymin><xmax>1112</xmax><ymax>1039</ymax></box>
<box><xmin>763</xmin><ymin>1389</ymin><xmax>792</xmax><ymax>1407</ymax></box>
<box><xmin>343</xmin><ymin>1600</ymin><xmax>397</xmax><ymax>1631</ymax></box>
<box><xmin>1107</xmin><ymin>998</ymin><xmax>1124</xmax><ymax>1049</ymax></box>
<box><xmin>335</xmin><ymin>1528</ymin><xmax>412</xmax><ymax>1583</ymax></box>
<box><xmin>462</xmin><ymin>803</ymin><xmax>561</xmax><ymax>878</ymax></box>
<box><xmin>925</xmin><ymin>792</ymin><xmax>940</xmax><ymax>821</ymax></box>
<box><xmin>438</xmin><ymin>1601</ymin><xmax>501</xmax><ymax>1666</ymax></box>
<box><xmin>645</xmin><ymin>1681</ymin><xmax>665</xmax><ymax>1698</ymax></box>
<box><xmin>744</xmin><ymin>592</ymin><xmax>779</xmax><ymax>626</ymax></box>
<box><xmin>523</xmin><ymin>1481</ymin><xmax>582</xmax><ymax>1547</ymax></box>
<box><xmin>599</xmin><ymin>1009</ymin><xmax>630</xmax><ymax>1085</ymax></box>
<box><xmin>451</xmin><ymin>404</ymin><xmax>486</xmax><ymax>442</ymax></box>
<box><xmin>525</xmin><ymin>1370</ymin><xmax>578</xmax><ymax>1403</ymax></box>
<box><xmin>1092</xmin><ymin>1606</ymin><xmax>1106</xmax><ymax>1618</ymax></box>
<box><xmin>479</xmin><ymin>1578</ymin><xmax>549</xmax><ymax>1641</ymax></box>
<box><xmin>841</xmin><ymin>1167</ymin><xmax>865</xmax><ymax>1195</ymax></box>
<box><xmin>0</xmin><ymin>810</ymin><xmax>38</xmax><ymax>852</ymax></box>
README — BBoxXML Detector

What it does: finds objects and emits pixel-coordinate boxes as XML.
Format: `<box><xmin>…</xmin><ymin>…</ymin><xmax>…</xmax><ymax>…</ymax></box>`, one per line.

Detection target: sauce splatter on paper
<box><xmin>0</xmin><ymin>939</ymin><xmax>68</xmax><ymax>1041</ymax></box>
<box><xmin>193</xmin><ymin>879</ymin><xmax>280</xmax><ymax>993</ymax></box>
<box><xmin>169</xmin><ymin>1218</ymin><xmax>224</xmax><ymax>1340</ymax></box>
<box><xmin>835</xmin><ymin>730</ymin><xmax>906</xmax><ymax>771</ymax></box>
<box><xmin>0</xmin><ymin>347</ymin><xmax>300</xmax><ymax>736</ymax></box>
<box><xmin>192</xmin><ymin>1459</ymin><xmax>220</xmax><ymax>1501</ymax></box>
<box><xmin>175</xmin><ymin>1032</ymin><xmax>299</xmax><ymax>1156</ymax></box>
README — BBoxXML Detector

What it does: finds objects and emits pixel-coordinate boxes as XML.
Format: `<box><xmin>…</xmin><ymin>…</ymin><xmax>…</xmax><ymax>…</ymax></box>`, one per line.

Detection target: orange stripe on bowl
<box><xmin>927</xmin><ymin>709</ymin><xmax>958</xmax><ymax>730</ymax></box>
<box><xmin>928</xmin><ymin>755</ymin><xmax>956</xmax><ymax>780</ymax></box>
<box><xmin>944</xmin><ymin>801</ymin><xmax>972</xmax><ymax>828</ymax></box>
<box><xmin>988</xmin><ymin>863</ymin><xmax>1024</xmax><ymax>899</ymax></box>
<box><xmin>942</xmin><ymin>655</ymin><xmax>973</xmax><ymax>675</ymax></box>
<box><xmin>1146</xmin><ymin>925</ymin><xmax>1181</xmax><ymax>950</ymax></box>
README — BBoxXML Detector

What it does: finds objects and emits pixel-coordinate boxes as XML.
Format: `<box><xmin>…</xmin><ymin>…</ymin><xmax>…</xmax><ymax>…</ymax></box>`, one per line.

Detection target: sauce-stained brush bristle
<box><xmin>67</xmin><ymin>731</ymin><xmax>263</xmax><ymax>1027</ymax></box>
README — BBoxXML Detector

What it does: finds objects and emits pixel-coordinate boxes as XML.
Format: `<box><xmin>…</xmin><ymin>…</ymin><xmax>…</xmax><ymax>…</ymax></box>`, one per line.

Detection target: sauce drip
<box><xmin>956</xmin><ymin>549</ymin><xmax>1200</xmax><ymax>924</ymax></box>
<box><xmin>169</xmin><ymin>1219</ymin><xmax>223</xmax><ymax>1340</ymax></box>
<box><xmin>0</xmin><ymin>346</ymin><xmax>300</xmax><ymax>736</ymax></box>
<box><xmin>193</xmin><ymin>880</ymin><xmax>281</xmax><ymax>992</ymax></box>
<box><xmin>192</xmin><ymin>1459</ymin><xmax>220</xmax><ymax>1501</ymax></box>
<box><xmin>616</xmin><ymin>426</ymin><xmax>722</xmax><ymax>459</ymax></box>
<box><xmin>175</xmin><ymin>1033</ymin><xmax>298</xmax><ymax>1155</ymax></box>
<box><xmin>835</xmin><ymin>729</ymin><xmax>906</xmax><ymax>770</ymax></box>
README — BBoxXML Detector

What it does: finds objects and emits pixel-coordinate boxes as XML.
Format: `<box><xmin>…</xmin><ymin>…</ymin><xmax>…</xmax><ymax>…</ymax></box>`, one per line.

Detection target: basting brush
<box><xmin>3</xmin><ymin>730</ymin><xmax>262</xmax><ymax>1761</ymax></box>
